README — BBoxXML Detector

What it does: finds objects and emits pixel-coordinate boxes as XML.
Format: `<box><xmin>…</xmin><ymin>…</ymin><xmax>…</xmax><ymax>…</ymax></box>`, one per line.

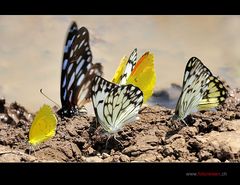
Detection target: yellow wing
<box><xmin>29</xmin><ymin>104</ymin><xmax>57</xmax><ymax>146</ymax></box>
<box><xmin>126</xmin><ymin>52</ymin><xmax>156</xmax><ymax>103</ymax></box>
<box><xmin>112</xmin><ymin>56</ymin><xmax>128</xmax><ymax>84</ymax></box>
<box><xmin>198</xmin><ymin>76</ymin><xmax>228</xmax><ymax>110</ymax></box>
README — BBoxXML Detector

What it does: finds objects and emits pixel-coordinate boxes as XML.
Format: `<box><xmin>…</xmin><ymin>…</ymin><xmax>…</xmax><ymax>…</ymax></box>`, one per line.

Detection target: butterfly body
<box><xmin>92</xmin><ymin>76</ymin><xmax>143</xmax><ymax>134</ymax></box>
<box><xmin>58</xmin><ymin>22</ymin><xmax>103</xmax><ymax>118</ymax></box>
<box><xmin>173</xmin><ymin>57</ymin><xmax>228</xmax><ymax>122</ymax></box>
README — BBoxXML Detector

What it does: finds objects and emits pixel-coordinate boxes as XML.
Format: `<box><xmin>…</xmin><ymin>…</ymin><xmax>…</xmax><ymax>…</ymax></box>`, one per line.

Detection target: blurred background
<box><xmin>0</xmin><ymin>15</ymin><xmax>240</xmax><ymax>113</ymax></box>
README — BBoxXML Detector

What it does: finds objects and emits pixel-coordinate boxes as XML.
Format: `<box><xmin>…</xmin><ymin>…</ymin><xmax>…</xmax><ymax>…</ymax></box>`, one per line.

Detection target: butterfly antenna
<box><xmin>40</xmin><ymin>89</ymin><xmax>60</xmax><ymax>108</ymax></box>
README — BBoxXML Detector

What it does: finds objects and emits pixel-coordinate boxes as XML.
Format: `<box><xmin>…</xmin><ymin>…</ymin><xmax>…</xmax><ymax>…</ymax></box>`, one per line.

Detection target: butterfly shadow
<box><xmin>91</xmin><ymin>128</ymin><xmax>126</xmax><ymax>153</ymax></box>
<box><xmin>166</xmin><ymin>115</ymin><xmax>196</xmax><ymax>139</ymax></box>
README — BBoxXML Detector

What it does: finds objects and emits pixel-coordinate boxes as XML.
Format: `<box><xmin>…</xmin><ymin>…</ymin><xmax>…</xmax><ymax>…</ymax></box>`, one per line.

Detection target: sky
<box><xmin>0</xmin><ymin>15</ymin><xmax>240</xmax><ymax>113</ymax></box>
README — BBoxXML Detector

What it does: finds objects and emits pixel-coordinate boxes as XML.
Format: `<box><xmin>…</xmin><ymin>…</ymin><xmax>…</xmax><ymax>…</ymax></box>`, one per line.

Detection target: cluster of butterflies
<box><xmin>28</xmin><ymin>22</ymin><xmax>228</xmax><ymax>147</ymax></box>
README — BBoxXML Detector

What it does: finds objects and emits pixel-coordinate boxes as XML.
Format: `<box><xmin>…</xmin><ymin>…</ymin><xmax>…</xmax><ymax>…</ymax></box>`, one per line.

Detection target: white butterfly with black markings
<box><xmin>173</xmin><ymin>57</ymin><xmax>228</xmax><ymax>125</ymax></box>
<box><xmin>91</xmin><ymin>75</ymin><xmax>143</xmax><ymax>134</ymax></box>
<box><xmin>57</xmin><ymin>22</ymin><xmax>103</xmax><ymax>118</ymax></box>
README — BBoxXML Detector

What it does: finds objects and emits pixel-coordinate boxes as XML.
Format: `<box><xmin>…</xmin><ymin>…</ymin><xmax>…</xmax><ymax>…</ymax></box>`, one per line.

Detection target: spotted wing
<box><xmin>60</xmin><ymin>22</ymin><xmax>103</xmax><ymax>117</ymax></box>
<box><xmin>113</xmin><ymin>48</ymin><xmax>137</xmax><ymax>85</ymax></box>
<box><xmin>198</xmin><ymin>76</ymin><xmax>228</xmax><ymax>110</ymax></box>
<box><xmin>92</xmin><ymin>76</ymin><xmax>143</xmax><ymax>134</ymax></box>
<box><xmin>174</xmin><ymin>57</ymin><xmax>212</xmax><ymax>120</ymax></box>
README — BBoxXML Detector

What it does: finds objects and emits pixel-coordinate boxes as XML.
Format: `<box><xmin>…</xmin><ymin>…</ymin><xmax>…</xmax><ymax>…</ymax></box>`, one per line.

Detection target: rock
<box><xmin>120</xmin><ymin>154</ymin><xmax>130</xmax><ymax>162</ymax></box>
<box><xmin>131</xmin><ymin>151</ymin><xmax>142</xmax><ymax>156</ymax></box>
<box><xmin>103</xmin><ymin>156</ymin><xmax>113</xmax><ymax>162</ymax></box>
<box><xmin>134</xmin><ymin>153</ymin><xmax>157</xmax><ymax>162</ymax></box>
<box><xmin>161</xmin><ymin>156</ymin><xmax>175</xmax><ymax>162</ymax></box>
<box><xmin>163</xmin><ymin>145</ymin><xmax>174</xmax><ymax>156</ymax></box>
<box><xmin>112</xmin><ymin>155</ymin><xmax>120</xmax><ymax>162</ymax></box>
<box><xmin>102</xmin><ymin>152</ymin><xmax>110</xmax><ymax>159</ymax></box>
<box><xmin>66</xmin><ymin>123</ymin><xmax>78</xmax><ymax>136</ymax></box>
<box><xmin>165</xmin><ymin>134</ymin><xmax>183</xmax><ymax>144</ymax></box>
<box><xmin>192</xmin><ymin>126</ymin><xmax>240</xmax><ymax>161</ymax></box>
<box><xmin>85</xmin><ymin>156</ymin><xmax>103</xmax><ymax>162</ymax></box>
<box><xmin>198</xmin><ymin>150</ymin><xmax>212</xmax><ymax>161</ymax></box>
<box><xmin>122</xmin><ymin>135</ymin><xmax>159</xmax><ymax>155</ymax></box>
<box><xmin>156</xmin><ymin>154</ymin><xmax>164</xmax><ymax>161</ymax></box>
<box><xmin>71</xmin><ymin>143</ymin><xmax>82</xmax><ymax>158</ymax></box>
<box><xmin>87</xmin><ymin>147</ymin><xmax>96</xmax><ymax>155</ymax></box>
<box><xmin>203</xmin><ymin>158</ymin><xmax>221</xmax><ymax>162</ymax></box>
<box><xmin>170</xmin><ymin>137</ymin><xmax>189</xmax><ymax>158</ymax></box>
<box><xmin>0</xmin><ymin>153</ymin><xmax>22</xmax><ymax>162</ymax></box>
<box><xmin>35</xmin><ymin>148</ymin><xmax>68</xmax><ymax>162</ymax></box>
<box><xmin>178</xmin><ymin>126</ymin><xmax>198</xmax><ymax>137</ymax></box>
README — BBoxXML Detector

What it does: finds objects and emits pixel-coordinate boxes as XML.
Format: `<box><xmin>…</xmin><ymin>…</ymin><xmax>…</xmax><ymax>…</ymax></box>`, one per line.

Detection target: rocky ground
<box><xmin>0</xmin><ymin>86</ymin><xmax>240</xmax><ymax>163</ymax></box>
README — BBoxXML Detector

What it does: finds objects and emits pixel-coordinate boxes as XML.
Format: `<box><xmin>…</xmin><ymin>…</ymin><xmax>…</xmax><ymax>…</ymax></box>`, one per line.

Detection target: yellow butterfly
<box><xmin>28</xmin><ymin>104</ymin><xmax>57</xmax><ymax>146</ymax></box>
<box><xmin>112</xmin><ymin>48</ymin><xmax>156</xmax><ymax>103</ymax></box>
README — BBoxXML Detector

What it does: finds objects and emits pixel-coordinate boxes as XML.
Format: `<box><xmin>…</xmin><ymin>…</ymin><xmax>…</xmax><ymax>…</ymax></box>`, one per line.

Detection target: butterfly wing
<box><xmin>112</xmin><ymin>56</ymin><xmax>128</xmax><ymax>84</ymax></box>
<box><xmin>198</xmin><ymin>76</ymin><xmax>228</xmax><ymax>110</ymax></box>
<box><xmin>112</xmin><ymin>48</ymin><xmax>137</xmax><ymax>85</ymax></box>
<box><xmin>126</xmin><ymin>52</ymin><xmax>156</xmax><ymax>103</ymax></box>
<box><xmin>60</xmin><ymin>22</ymin><xmax>78</xmax><ymax>109</ymax></box>
<box><xmin>92</xmin><ymin>76</ymin><xmax>143</xmax><ymax>133</ymax></box>
<box><xmin>174</xmin><ymin>57</ymin><xmax>212</xmax><ymax>120</ymax></box>
<box><xmin>60</xmin><ymin>22</ymin><xmax>103</xmax><ymax>117</ymax></box>
<box><xmin>29</xmin><ymin>104</ymin><xmax>57</xmax><ymax>146</ymax></box>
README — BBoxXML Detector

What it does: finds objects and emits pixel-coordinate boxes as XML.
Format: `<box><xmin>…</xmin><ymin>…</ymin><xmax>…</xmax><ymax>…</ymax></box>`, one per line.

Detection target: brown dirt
<box><xmin>1</xmin><ymin>87</ymin><xmax>240</xmax><ymax>162</ymax></box>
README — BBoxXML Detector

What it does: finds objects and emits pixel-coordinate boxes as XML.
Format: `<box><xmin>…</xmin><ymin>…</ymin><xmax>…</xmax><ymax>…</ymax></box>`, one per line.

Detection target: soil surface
<box><xmin>1</xmin><ymin>86</ymin><xmax>240</xmax><ymax>162</ymax></box>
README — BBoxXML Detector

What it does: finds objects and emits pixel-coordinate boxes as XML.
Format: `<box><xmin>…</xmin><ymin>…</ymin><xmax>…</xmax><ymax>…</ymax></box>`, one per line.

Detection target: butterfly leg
<box><xmin>113</xmin><ymin>134</ymin><xmax>124</xmax><ymax>148</ymax></box>
<box><xmin>105</xmin><ymin>135</ymin><xmax>112</xmax><ymax>149</ymax></box>
<box><xmin>181</xmin><ymin>119</ymin><xmax>189</xmax><ymax>127</ymax></box>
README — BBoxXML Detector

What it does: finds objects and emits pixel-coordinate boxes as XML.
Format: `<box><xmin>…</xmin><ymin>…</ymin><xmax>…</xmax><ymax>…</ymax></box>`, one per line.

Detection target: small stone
<box><xmin>66</xmin><ymin>124</ymin><xmax>78</xmax><ymax>136</ymax></box>
<box><xmin>198</xmin><ymin>150</ymin><xmax>212</xmax><ymax>161</ymax></box>
<box><xmin>85</xmin><ymin>156</ymin><xmax>103</xmax><ymax>162</ymax></box>
<box><xmin>165</xmin><ymin>134</ymin><xmax>183</xmax><ymax>144</ymax></box>
<box><xmin>156</xmin><ymin>154</ymin><xmax>164</xmax><ymax>161</ymax></box>
<box><xmin>122</xmin><ymin>146</ymin><xmax>138</xmax><ymax>154</ymax></box>
<box><xmin>0</xmin><ymin>153</ymin><xmax>22</xmax><ymax>162</ymax></box>
<box><xmin>161</xmin><ymin>156</ymin><xmax>175</xmax><ymax>162</ymax></box>
<box><xmin>163</xmin><ymin>145</ymin><xmax>174</xmax><ymax>156</ymax></box>
<box><xmin>131</xmin><ymin>151</ymin><xmax>142</xmax><ymax>156</ymax></box>
<box><xmin>102</xmin><ymin>152</ymin><xmax>110</xmax><ymax>159</ymax></box>
<box><xmin>134</xmin><ymin>153</ymin><xmax>157</xmax><ymax>162</ymax></box>
<box><xmin>87</xmin><ymin>147</ymin><xmax>95</xmax><ymax>155</ymax></box>
<box><xmin>120</xmin><ymin>154</ymin><xmax>130</xmax><ymax>162</ymax></box>
<box><xmin>203</xmin><ymin>158</ymin><xmax>221</xmax><ymax>163</ymax></box>
<box><xmin>103</xmin><ymin>156</ymin><xmax>113</xmax><ymax>162</ymax></box>
<box><xmin>71</xmin><ymin>143</ymin><xmax>81</xmax><ymax>157</ymax></box>
<box><xmin>179</xmin><ymin>126</ymin><xmax>198</xmax><ymax>137</ymax></box>
<box><xmin>112</xmin><ymin>155</ymin><xmax>120</xmax><ymax>162</ymax></box>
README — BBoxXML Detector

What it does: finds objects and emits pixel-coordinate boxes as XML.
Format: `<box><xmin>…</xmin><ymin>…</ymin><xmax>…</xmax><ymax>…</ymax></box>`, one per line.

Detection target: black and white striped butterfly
<box><xmin>173</xmin><ymin>57</ymin><xmax>228</xmax><ymax>124</ymax></box>
<box><xmin>91</xmin><ymin>76</ymin><xmax>143</xmax><ymax>134</ymax></box>
<box><xmin>57</xmin><ymin>22</ymin><xmax>103</xmax><ymax>118</ymax></box>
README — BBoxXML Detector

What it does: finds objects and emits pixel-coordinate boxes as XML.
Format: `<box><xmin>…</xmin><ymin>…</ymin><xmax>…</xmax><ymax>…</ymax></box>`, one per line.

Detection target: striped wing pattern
<box><xmin>174</xmin><ymin>57</ymin><xmax>227</xmax><ymax>121</ymax></box>
<box><xmin>91</xmin><ymin>76</ymin><xmax>143</xmax><ymax>134</ymax></box>
<box><xmin>58</xmin><ymin>22</ymin><xmax>103</xmax><ymax>117</ymax></box>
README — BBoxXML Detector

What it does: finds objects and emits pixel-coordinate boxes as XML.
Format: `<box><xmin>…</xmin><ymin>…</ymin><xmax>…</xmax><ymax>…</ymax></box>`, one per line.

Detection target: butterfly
<box><xmin>112</xmin><ymin>48</ymin><xmax>156</xmax><ymax>103</ymax></box>
<box><xmin>29</xmin><ymin>104</ymin><xmax>57</xmax><ymax>146</ymax></box>
<box><xmin>173</xmin><ymin>57</ymin><xmax>228</xmax><ymax>124</ymax></box>
<box><xmin>57</xmin><ymin>21</ymin><xmax>103</xmax><ymax>118</ymax></box>
<box><xmin>91</xmin><ymin>75</ymin><xmax>143</xmax><ymax>134</ymax></box>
